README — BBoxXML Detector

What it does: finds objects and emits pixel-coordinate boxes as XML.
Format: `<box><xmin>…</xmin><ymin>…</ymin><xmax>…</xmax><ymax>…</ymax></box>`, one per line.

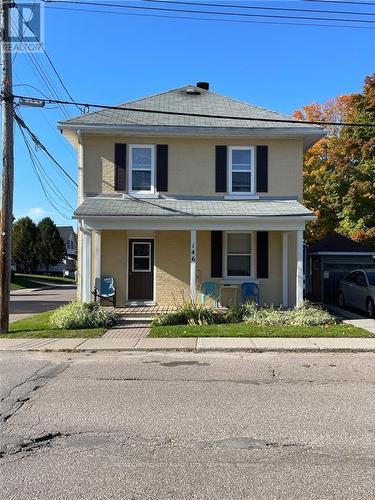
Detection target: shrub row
<box><xmin>152</xmin><ymin>301</ymin><xmax>336</xmax><ymax>327</ymax></box>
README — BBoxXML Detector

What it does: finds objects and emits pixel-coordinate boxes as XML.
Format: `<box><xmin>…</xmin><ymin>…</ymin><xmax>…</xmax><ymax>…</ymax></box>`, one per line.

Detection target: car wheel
<box><xmin>366</xmin><ymin>298</ymin><xmax>375</xmax><ymax>319</ymax></box>
<box><xmin>338</xmin><ymin>292</ymin><xmax>345</xmax><ymax>308</ymax></box>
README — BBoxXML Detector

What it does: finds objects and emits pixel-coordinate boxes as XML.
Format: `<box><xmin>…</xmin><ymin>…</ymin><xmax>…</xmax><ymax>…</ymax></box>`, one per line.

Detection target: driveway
<box><xmin>10</xmin><ymin>284</ymin><xmax>77</xmax><ymax>322</ymax></box>
<box><xmin>0</xmin><ymin>351</ymin><xmax>373</xmax><ymax>499</ymax></box>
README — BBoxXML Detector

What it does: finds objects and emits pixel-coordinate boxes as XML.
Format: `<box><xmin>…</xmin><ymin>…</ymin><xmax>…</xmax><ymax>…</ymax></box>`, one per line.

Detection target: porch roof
<box><xmin>74</xmin><ymin>196</ymin><xmax>314</xmax><ymax>219</ymax></box>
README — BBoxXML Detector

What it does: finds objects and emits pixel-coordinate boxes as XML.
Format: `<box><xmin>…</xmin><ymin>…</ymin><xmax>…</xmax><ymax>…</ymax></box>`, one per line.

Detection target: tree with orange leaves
<box><xmin>295</xmin><ymin>74</ymin><xmax>375</xmax><ymax>249</ymax></box>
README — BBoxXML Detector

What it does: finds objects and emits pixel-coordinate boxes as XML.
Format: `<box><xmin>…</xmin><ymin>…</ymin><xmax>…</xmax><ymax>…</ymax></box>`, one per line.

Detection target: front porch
<box><xmin>79</xmin><ymin>226</ymin><xmax>305</xmax><ymax>309</ymax></box>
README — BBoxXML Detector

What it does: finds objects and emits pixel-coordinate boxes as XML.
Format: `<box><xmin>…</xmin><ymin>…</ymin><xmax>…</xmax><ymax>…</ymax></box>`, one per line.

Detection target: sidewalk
<box><xmin>0</xmin><ymin>336</ymin><xmax>374</xmax><ymax>352</ymax></box>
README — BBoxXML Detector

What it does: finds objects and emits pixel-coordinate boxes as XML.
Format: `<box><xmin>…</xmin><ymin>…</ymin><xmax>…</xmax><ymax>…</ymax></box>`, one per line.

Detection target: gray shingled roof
<box><xmin>74</xmin><ymin>197</ymin><xmax>313</xmax><ymax>218</ymax></box>
<box><xmin>59</xmin><ymin>85</ymin><xmax>323</xmax><ymax>132</ymax></box>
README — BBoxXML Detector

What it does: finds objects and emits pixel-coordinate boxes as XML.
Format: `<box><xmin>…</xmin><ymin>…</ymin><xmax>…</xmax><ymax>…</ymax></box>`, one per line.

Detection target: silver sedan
<box><xmin>338</xmin><ymin>269</ymin><xmax>375</xmax><ymax>318</ymax></box>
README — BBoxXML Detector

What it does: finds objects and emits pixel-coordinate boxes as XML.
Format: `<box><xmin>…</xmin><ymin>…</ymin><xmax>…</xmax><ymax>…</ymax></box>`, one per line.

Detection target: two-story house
<box><xmin>59</xmin><ymin>83</ymin><xmax>325</xmax><ymax>308</ymax></box>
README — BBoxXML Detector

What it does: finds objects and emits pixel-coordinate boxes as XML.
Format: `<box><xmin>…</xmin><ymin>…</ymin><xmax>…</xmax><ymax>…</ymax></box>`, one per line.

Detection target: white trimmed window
<box><xmin>129</xmin><ymin>145</ymin><xmax>155</xmax><ymax>194</ymax></box>
<box><xmin>225</xmin><ymin>232</ymin><xmax>253</xmax><ymax>278</ymax></box>
<box><xmin>228</xmin><ymin>146</ymin><xmax>255</xmax><ymax>195</ymax></box>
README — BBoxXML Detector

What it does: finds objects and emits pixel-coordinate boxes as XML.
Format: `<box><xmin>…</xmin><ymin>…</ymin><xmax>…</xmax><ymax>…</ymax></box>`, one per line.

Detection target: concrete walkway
<box><xmin>343</xmin><ymin>318</ymin><xmax>375</xmax><ymax>335</ymax></box>
<box><xmin>0</xmin><ymin>336</ymin><xmax>374</xmax><ymax>352</ymax></box>
<box><xmin>103</xmin><ymin>318</ymin><xmax>151</xmax><ymax>338</ymax></box>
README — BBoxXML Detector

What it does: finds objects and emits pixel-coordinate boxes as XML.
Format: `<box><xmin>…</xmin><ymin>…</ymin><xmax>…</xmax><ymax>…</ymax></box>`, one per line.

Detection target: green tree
<box><xmin>12</xmin><ymin>217</ymin><xmax>39</xmax><ymax>273</ymax></box>
<box><xmin>37</xmin><ymin>217</ymin><xmax>66</xmax><ymax>272</ymax></box>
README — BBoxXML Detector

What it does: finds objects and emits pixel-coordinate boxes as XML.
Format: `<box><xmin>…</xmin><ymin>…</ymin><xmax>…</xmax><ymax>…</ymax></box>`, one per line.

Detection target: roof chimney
<box><xmin>196</xmin><ymin>81</ymin><xmax>209</xmax><ymax>91</ymax></box>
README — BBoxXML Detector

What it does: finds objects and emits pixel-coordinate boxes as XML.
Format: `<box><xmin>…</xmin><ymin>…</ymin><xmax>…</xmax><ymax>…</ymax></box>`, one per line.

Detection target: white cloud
<box><xmin>27</xmin><ymin>207</ymin><xmax>49</xmax><ymax>220</ymax></box>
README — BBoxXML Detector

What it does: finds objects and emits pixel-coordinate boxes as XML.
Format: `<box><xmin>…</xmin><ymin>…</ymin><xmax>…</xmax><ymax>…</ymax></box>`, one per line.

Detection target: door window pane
<box><xmin>133</xmin><ymin>243</ymin><xmax>150</xmax><ymax>257</ymax></box>
<box><xmin>133</xmin><ymin>257</ymin><xmax>150</xmax><ymax>271</ymax></box>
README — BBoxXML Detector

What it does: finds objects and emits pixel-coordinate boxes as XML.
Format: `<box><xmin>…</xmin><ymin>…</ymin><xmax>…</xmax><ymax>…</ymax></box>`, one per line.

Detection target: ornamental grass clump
<box><xmin>51</xmin><ymin>301</ymin><xmax>117</xmax><ymax>329</ymax></box>
<box><xmin>286</xmin><ymin>301</ymin><xmax>336</xmax><ymax>326</ymax></box>
<box><xmin>243</xmin><ymin>302</ymin><xmax>287</xmax><ymax>326</ymax></box>
<box><xmin>152</xmin><ymin>301</ymin><xmax>225</xmax><ymax>326</ymax></box>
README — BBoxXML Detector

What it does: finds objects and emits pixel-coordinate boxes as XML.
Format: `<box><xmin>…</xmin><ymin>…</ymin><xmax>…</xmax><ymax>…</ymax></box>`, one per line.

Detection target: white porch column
<box><xmin>190</xmin><ymin>230</ymin><xmax>197</xmax><ymax>303</ymax></box>
<box><xmin>81</xmin><ymin>225</ymin><xmax>92</xmax><ymax>303</ymax></box>
<box><xmin>296</xmin><ymin>229</ymin><xmax>304</xmax><ymax>307</ymax></box>
<box><xmin>94</xmin><ymin>231</ymin><xmax>101</xmax><ymax>290</ymax></box>
<box><xmin>282</xmin><ymin>232</ymin><xmax>289</xmax><ymax>307</ymax></box>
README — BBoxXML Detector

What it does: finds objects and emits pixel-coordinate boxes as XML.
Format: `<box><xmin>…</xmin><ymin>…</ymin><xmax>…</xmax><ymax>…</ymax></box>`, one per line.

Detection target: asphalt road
<box><xmin>0</xmin><ymin>351</ymin><xmax>374</xmax><ymax>499</ymax></box>
<box><xmin>9</xmin><ymin>284</ymin><xmax>77</xmax><ymax>322</ymax></box>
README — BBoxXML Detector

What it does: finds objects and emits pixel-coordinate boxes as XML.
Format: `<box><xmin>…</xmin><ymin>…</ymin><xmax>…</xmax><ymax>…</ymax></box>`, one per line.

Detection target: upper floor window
<box><xmin>228</xmin><ymin>146</ymin><xmax>255</xmax><ymax>195</ymax></box>
<box><xmin>129</xmin><ymin>145</ymin><xmax>155</xmax><ymax>194</ymax></box>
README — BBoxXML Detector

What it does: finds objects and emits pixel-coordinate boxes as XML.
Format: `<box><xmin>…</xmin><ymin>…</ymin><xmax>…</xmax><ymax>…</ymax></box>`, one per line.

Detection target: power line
<box><xmin>14</xmin><ymin>2</ymin><xmax>83</xmax><ymax>113</ymax></box>
<box><xmin>144</xmin><ymin>0</ymin><xmax>375</xmax><ymax>16</ymax></box>
<box><xmin>14</xmin><ymin>112</ymin><xmax>78</xmax><ymax>186</ymax></box>
<box><xmin>16</xmin><ymin>118</ymin><xmax>72</xmax><ymax>218</ymax></box>
<box><xmin>304</xmin><ymin>1</ymin><xmax>375</xmax><ymax>6</ymax></box>
<box><xmin>45</xmin><ymin>4</ymin><xmax>373</xmax><ymax>29</ymax></box>
<box><xmin>11</xmin><ymin>93</ymin><xmax>375</xmax><ymax>127</ymax></box>
<box><xmin>42</xmin><ymin>0</ymin><xmax>375</xmax><ymax>23</ymax></box>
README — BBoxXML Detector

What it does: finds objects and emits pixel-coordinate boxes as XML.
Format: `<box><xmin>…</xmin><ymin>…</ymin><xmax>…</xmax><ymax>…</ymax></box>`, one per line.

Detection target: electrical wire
<box><xmin>14</xmin><ymin>2</ymin><xmax>83</xmax><ymax>113</ymax></box>
<box><xmin>14</xmin><ymin>112</ymin><xmax>78</xmax><ymax>186</ymax></box>
<box><xmin>42</xmin><ymin>0</ymin><xmax>375</xmax><ymax>24</ymax></box>
<box><xmin>44</xmin><ymin>4</ymin><xmax>374</xmax><ymax>29</ymax></box>
<box><xmin>144</xmin><ymin>0</ymin><xmax>375</xmax><ymax>16</ymax></box>
<box><xmin>11</xmin><ymin>93</ymin><xmax>375</xmax><ymax>128</ymax></box>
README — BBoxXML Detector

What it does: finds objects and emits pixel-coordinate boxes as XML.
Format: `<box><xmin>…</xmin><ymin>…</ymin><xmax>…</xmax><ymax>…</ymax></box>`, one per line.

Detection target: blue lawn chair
<box><xmin>241</xmin><ymin>282</ymin><xmax>260</xmax><ymax>305</ymax></box>
<box><xmin>93</xmin><ymin>276</ymin><xmax>116</xmax><ymax>307</ymax></box>
<box><xmin>200</xmin><ymin>281</ymin><xmax>221</xmax><ymax>307</ymax></box>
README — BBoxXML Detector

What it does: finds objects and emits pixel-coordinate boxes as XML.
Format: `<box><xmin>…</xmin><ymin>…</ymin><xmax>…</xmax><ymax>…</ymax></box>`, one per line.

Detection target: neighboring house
<box><xmin>59</xmin><ymin>82</ymin><xmax>325</xmax><ymax>307</ymax></box>
<box><xmin>306</xmin><ymin>232</ymin><xmax>374</xmax><ymax>304</ymax></box>
<box><xmin>37</xmin><ymin>225</ymin><xmax>77</xmax><ymax>276</ymax></box>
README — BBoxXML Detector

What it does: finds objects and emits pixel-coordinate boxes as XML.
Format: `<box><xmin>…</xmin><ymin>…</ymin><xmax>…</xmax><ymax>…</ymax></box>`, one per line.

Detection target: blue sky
<box><xmin>9</xmin><ymin>0</ymin><xmax>375</xmax><ymax>226</ymax></box>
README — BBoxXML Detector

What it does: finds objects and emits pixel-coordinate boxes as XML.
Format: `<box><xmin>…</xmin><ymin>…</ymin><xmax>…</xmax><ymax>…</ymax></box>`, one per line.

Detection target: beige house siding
<box><xmin>80</xmin><ymin>135</ymin><xmax>304</xmax><ymax>200</ymax></box>
<box><xmin>155</xmin><ymin>231</ymin><xmax>190</xmax><ymax>306</ymax></box>
<box><xmin>95</xmin><ymin>229</ymin><xmax>296</xmax><ymax>308</ymax></box>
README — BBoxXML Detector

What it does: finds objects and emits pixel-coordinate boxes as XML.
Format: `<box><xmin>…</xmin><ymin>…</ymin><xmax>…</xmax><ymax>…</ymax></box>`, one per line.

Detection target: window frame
<box><xmin>128</xmin><ymin>144</ymin><xmax>156</xmax><ymax>195</ymax></box>
<box><xmin>131</xmin><ymin>241</ymin><xmax>152</xmax><ymax>273</ymax></box>
<box><xmin>224</xmin><ymin>231</ymin><xmax>256</xmax><ymax>280</ymax></box>
<box><xmin>228</xmin><ymin>146</ymin><xmax>255</xmax><ymax>196</ymax></box>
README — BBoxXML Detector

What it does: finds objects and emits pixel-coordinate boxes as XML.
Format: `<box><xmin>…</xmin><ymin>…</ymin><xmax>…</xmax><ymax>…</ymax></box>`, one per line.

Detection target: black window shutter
<box><xmin>256</xmin><ymin>145</ymin><xmax>268</xmax><ymax>193</ymax></box>
<box><xmin>257</xmin><ymin>232</ymin><xmax>269</xmax><ymax>279</ymax></box>
<box><xmin>156</xmin><ymin>144</ymin><xmax>168</xmax><ymax>192</ymax></box>
<box><xmin>211</xmin><ymin>231</ymin><xmax>223</xmax><ymax>278</ymax></box>
<box><xmin>114</xmin><ymin>143</ymin><xmax>126</xmax><ymax>191</ymax></box>
<box><xmin>215</xmin><ymin>146</ymin><xmax>227</xmax><ymax>193</ymax></box>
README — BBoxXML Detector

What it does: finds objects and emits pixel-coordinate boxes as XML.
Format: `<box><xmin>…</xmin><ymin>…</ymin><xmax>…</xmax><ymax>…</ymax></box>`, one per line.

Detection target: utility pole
<box><xmin>0</xmin><ymin>0</ymin><xmax>14</xmax><ymax>333</ymax></box>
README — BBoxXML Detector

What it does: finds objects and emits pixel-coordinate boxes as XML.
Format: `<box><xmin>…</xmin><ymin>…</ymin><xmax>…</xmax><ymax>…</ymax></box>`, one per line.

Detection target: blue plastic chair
<box><xmin>241</xmin><ymin>282</ymin><xmax>260</xmax><ymax>305</ymax></box>
<box><xmin>93</xmin><ymin>276</ymin><xmax>116</xmax><ymax>307</ymax></box>
<box><xmin>200</xmin><ymin>281</ymin><xmax>221</xmax><ymax>307</ymax></box>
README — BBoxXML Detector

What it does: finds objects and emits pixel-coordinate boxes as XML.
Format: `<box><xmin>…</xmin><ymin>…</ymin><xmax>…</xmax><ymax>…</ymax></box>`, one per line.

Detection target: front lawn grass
<box><xmin>11</xmin><ymin>273</ymin><xmax>75</xmax><ymax>291</ymax></box>
<box><xmin>1</xmin><ymin>311</ymin><xmax>105</xmax><ymax>338</ymax></box>
<box><xmin>150</xmin><ymin>322</ymin><xmax>370</xmax><ymax>338</ymax></box>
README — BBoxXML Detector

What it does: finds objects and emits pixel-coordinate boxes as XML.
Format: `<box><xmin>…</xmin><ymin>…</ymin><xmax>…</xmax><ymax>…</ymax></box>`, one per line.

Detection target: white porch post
<box><xmin>94</xmin><ymin>230</ymin><xmax>101</xmax><ymax>290</ymax></box>
<box><xmin>296</xmin><ymin>229</ymin><xmax>304</xmax><ymax>307</ymax></box>
<box><xmin>81</xmin><ymin>224</ymin><xmax>92</xmax><ymax>303</ymax></box>
<box><xmin>282</xmin><ymin>232</ymin><xmax>289</xmax><ymax>307</ymax></box>
<box><xmin>190</xmin><ymin>229</ymin><xmax>197</xmax><ymax>303</ymax></box>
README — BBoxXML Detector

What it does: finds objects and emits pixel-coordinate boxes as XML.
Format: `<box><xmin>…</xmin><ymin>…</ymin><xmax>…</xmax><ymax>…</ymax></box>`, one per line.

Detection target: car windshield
<box><xmin>366</xmin><ymin>271</ymin><xmax>375</xmax><ymax>286</ymax></box>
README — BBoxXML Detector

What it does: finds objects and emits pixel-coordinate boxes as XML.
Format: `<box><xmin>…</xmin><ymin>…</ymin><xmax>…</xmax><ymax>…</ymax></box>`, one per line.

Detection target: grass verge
<box><xmin>1</xmin><ymin>311</ymin><xmax>105</xmax><ymax>338</ymax></box>
<box><xmin>11</xmin><ymin>273</ymin><xmax>75</xmax><ymax>291</ymax></box>
<box><xmin>150</xmin><ymin>322</ymin><xmax>371</xmax><ymax>338</ymax></box>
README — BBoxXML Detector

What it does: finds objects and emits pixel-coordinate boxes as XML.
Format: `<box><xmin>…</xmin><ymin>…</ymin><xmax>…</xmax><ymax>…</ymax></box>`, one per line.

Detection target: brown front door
<box><xmin>128</xmin><ymin>239</ymin><xmax>154</xmax><ymax>301</ymax></box>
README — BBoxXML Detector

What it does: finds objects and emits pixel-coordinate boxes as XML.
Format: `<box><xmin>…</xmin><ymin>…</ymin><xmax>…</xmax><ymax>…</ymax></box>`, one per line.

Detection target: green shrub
<box><xmin>243</xmin><ymin>303</ymin><xmax>287</xmax><ymax>326</ymax></box>
<box><xmin>50</xmin><ymin>301</ymin><xmax>117</xmax><ymax>329</ymax></box>
<box><xmin>152</xmin><ymin>301</ymin><xmax>226</xmax><ymax>326</ymax></box>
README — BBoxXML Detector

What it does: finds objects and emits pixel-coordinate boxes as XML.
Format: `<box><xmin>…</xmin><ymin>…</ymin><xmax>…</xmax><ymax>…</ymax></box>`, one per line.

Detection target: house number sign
<box><xmin>191</xmin><ymin>242</ymin><xmax>196</xmax><ymax>263</ymax></box>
